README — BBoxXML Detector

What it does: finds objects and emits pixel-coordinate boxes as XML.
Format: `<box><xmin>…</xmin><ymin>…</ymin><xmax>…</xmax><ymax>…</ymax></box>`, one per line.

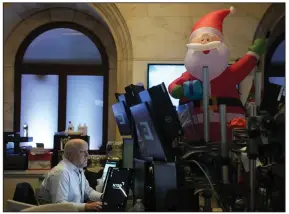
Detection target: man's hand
<box><xmin>85</xmin><ymin>201</ymin><xmax>103</xmax><ymax>211</ymax></box>
<box><xmin>183</xmin><ymin>80</ymin><xmax>203</xmax><ymax>100</ymax></box>
<box><xmin>248</xmin><ymin>38</ymin><xmax>266</xmax><ymax>56</ymax></box>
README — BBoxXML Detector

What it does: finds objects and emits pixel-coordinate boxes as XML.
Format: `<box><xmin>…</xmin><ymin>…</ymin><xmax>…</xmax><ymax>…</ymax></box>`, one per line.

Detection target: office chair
<box><xmin>13</xmin><ymin>182</ymin><xmax>39</xmax><ymax>205</ymax></box>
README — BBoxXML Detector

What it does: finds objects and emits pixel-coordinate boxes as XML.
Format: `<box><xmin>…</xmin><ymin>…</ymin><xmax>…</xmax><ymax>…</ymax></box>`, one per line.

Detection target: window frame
<box><xmin>14</xmin><ymin>22</ymin><xmax>109</xmax><ymax>153</ymax></box>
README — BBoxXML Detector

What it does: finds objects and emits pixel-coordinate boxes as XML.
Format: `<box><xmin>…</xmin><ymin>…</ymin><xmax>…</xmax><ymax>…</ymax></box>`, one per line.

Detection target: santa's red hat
<box><xmin>190</xmin><ymin>6</ymin><xmax>235</xmax><ymax>41</ymax></box>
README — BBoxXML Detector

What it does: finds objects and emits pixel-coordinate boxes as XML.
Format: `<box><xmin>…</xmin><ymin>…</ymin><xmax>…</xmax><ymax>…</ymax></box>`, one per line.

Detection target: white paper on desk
<box><xmin>240</xmin><ymin>147</ymin><xmax>262</xmax><ymax>172</ymax></box>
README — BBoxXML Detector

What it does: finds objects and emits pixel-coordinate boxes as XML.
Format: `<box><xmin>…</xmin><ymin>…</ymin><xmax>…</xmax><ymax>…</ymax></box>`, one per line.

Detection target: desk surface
<box><xmin>4</xmin><ymin>166</ymin><xmax>103</xmax><ymax>176</ymax></box>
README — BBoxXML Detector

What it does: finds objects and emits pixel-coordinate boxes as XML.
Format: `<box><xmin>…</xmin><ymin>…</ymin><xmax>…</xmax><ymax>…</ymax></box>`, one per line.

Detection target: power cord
<box><xmin>185</xmin><ymin>159</ymin><xmax>226</xmax><ymax>211</ymax></box>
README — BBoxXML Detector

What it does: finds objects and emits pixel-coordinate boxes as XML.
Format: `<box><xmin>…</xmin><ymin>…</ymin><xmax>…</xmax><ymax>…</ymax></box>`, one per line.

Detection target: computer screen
<box><xmin>139</xmin><ymin>83</ymin><xmax>183</xmax><ymax>145</ymax></box>
<box><xmin>112</xmin><ymin>101</ymin><xmax>132</xmax><ymax>136</ymax></box>
<box><xmin>102</xmin><ymin>161</ymin><xmax>117</xmax><ymax>181</ymax></box>
<box><xmin>153</xmin><ymin>162</ymin><xmax>178</xmax><ymax>211</ymax></box>
<box><xmin>269</xmin><ymin>77</ymin><xmax>285</xmax><ymax>96</ymax></box>
<box><xmin>130</xmin><ymin>103</ymin><xmax>167</xmax><ymax>161</ymax></box>
<box><xmin>102</xmin><ymin>168</ymin><xmax>133</xmax><ymax>211</ymax></box>
<box><xmin>147</xmin><ymin>64</ymin><xmax>236</xmax><ymax>106</ymax></box>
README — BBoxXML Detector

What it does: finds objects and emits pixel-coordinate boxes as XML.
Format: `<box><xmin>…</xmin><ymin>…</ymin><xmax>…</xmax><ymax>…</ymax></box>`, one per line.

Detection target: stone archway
<box><xmin>253</xmin><ymin>3</ymin><xmax>285</xmax><ymax>42</ymax></box>
<box><xmin>4</xmin><ymin>3</ymin><xmax>133</xmax><ymax>141</ymax></box>
<box><xmin>239</xmin><ymin>3</ymin><xmax>284</xmax><ymax>105</ymax></box>
<box><xmin>253</xmin><ymin>3</ymin><xmax>285</xmax><ymax>83</ymax></box>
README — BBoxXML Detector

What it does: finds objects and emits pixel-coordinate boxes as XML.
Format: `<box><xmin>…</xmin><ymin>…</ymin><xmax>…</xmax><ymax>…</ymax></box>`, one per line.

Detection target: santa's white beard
<box><xmin>184</xmin><ymin>42</ymin><xmax>230</xmax><ymax>82</ymax></box>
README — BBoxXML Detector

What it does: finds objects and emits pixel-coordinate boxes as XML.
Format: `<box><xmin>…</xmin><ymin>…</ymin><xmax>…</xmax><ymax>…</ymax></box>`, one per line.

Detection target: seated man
<box><xmin>37</xmin><ymin>139</ymin><xmax>103</xmax><ymax>211</ymax></box>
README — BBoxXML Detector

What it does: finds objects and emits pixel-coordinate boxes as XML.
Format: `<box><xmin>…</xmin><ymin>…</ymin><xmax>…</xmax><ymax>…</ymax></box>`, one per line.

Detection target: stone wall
<box><xmin>4</xmin><ymin>3</ymin><xmax>272</xmax><ymax>141</ymax></box>
<box><xmin>116</xmin><ymin>3</ymin><xmax>271</xmax><ymax>85</ymax></box>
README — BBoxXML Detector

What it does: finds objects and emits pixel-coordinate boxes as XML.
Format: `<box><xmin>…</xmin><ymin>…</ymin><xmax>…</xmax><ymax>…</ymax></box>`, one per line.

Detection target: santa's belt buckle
<box><xmin>200</xmin><ymin>97</ymin><xmax>218</xmax><ymax>112</ymax></box>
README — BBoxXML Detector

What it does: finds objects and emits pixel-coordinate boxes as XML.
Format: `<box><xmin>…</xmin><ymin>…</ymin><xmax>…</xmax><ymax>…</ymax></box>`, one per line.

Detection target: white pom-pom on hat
<box><xmin>230</xmin><ymin>6</ymin><xmax>236</xmax><ymax>14</ymax></box>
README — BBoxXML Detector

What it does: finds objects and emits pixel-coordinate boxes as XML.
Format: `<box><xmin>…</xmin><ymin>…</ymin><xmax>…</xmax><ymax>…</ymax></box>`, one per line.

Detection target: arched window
<box><xmin>23</xmin><ymin>28</ymin><xmax>102</xmax><ymax>64</ymax></box>
<box><xmin>14</xmin><ymin>23</ymin><xmax>109</xmax><ymax>150</ymax></box>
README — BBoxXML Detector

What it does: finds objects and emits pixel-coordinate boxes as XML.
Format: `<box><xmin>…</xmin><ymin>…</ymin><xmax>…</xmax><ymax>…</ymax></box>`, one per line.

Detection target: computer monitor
<box><xmin>122</xmin><ymin>138</ymin><xmax>134</xmax><ymax>168</ymax></box>
<box><xmin>112</xmin><ymin>101</ymin><xmax>132</xmax><ymax>136</ymax></box>
<box><xmin>153</xmin><ymin>162</ymin><xmax>179</xmax><ymax>211</ymax></box>
<box><xmin>102</xmin><ymin>168</ymin><xmax>133</xmax><ymax>211</ymax></box>
<box><xmin>153</xmin><ymin>162</ymin><xmax>199</xmax><ymax>212</ymax></box>
<box><xmin>124</xmin><ymin>84</ymin><xmax>145</xmax><ymax>107</ymax></box>
<box><xmin>102</xmin><ymin>161</ymin><xmax>117</xmax><ymax>181</ymax></box>
<box><xmin>130</xmin><ymin>102</ymin><xmax>173</xmax><ymax>161</ymax></box>
<box><xmin>139</xmin><ymin>83</ymin><xmax>183</xmax><ymax>141</ymax></box>
<box><xmin>133</xmin><ymin>158</ymin><xmax>155</xmax><ymax>211</ymax></box>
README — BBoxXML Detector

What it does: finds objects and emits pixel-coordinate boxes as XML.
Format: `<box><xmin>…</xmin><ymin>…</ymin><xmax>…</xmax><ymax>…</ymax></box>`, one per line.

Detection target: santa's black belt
<box><xmin>193</xmin><ymin>97</ymin><xmax>244</xmax><ymax>108</ymax></box>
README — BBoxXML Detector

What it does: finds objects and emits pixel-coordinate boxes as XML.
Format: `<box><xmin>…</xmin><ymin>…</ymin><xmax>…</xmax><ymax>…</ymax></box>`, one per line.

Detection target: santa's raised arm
<box><xmin>168</xmin><ymin>6</ymin><xmax>266</xmax><ymax>142</ymax></box>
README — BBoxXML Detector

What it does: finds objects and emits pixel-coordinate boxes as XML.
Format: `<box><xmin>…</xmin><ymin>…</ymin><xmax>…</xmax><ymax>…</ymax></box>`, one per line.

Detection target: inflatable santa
<box><xmin>168</xmin><ymin>7</ymin><xmax>266</xmax><ymax>142</ymax></box>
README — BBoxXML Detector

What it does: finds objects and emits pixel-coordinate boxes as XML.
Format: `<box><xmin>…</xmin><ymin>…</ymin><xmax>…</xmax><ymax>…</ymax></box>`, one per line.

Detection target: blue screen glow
<box><xmin>148</xmin><ymin>65</ymin><xmax>186</xmax><ymax>106</ymax></box>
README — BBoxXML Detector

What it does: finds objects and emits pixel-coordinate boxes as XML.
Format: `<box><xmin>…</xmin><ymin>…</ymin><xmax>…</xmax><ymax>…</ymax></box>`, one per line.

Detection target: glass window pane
<box><xmin>20</xmin><ymin>75</ymin><xmax>59</xmax><ymax>148</ymax></box>
<box><xmin>23</xmin><ymin>28</ymin><xmax>102</xmax><ymax>64</ymax></box>
<box><xmin>66</xmin><ymin>76</ymin><xmax>104</xmax><ymax>150</ymax></box>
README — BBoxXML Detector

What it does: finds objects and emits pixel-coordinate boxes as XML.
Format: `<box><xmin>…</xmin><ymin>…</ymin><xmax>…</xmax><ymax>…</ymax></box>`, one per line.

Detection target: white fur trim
<box><xmin>230</xmin><ymin>6</ymin><xmax>236</xmax><ymax>14</ymax></box>
<box><xmin>247</xmin><ymin>51</ymin><xmax>260</xmax><ymax>60</ymax></box>
<box><xmin>190</xmin><ymin>27</ymin><xmax>223</xmax><ymax>42</ymax></box>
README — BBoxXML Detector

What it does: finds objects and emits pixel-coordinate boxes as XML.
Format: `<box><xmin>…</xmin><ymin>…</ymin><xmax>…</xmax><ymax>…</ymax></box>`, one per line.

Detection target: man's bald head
<box><xmin>63</xmin><ymin>139</ymin><xmax>89</xmax><ymax>168</ymax></box>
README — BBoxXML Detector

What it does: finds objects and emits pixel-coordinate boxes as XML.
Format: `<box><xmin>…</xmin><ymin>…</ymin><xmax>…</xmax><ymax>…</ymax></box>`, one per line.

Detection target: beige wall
<box><xmin>116</xmin><ymin>3</ymin><xmax>271</xmax><ymax>86</ymax></box>
<box><xmin>3</xmin><ymin>3</ymin><xmax>271</xmax><ymax>141</ymax></box>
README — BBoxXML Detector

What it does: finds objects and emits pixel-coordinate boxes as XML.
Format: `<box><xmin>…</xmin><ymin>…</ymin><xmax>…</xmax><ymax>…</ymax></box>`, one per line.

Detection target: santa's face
<box><xmin>184</xmin><ymin>33</ymin><xmax>229</xmax><ymax>82</ymax></box>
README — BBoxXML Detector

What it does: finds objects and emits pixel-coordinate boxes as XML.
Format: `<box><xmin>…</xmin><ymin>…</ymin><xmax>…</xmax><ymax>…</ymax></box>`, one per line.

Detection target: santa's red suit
<box><xmin>168</xmin><ymin>7</ymin><xmax>263</xmax><ymax>142</ymax></box>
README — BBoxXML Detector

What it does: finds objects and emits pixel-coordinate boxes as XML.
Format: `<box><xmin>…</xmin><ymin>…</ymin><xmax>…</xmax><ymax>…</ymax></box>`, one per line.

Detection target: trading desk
<box><xmin>3</xmin><ymin>167</ymin><xmax>103</xmax><ymax>210</ymax></box>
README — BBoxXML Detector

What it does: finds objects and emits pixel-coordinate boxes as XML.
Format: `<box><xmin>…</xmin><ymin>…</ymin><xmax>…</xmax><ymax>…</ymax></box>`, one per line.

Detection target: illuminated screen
<box><xmin>269</xmin><ymin>77</ymin><xmax>285</xmax><ymax>86</ymax></box>
<box><xmin>269</xmin><ymin>77</ymin><xmax>285</xmax><ymax>96</ymax></box>
<box><xmin>147</xmin><ymin>64</ymin><xmax>236</xmax><ymax>106</ymax></box>
<box><xmin>112</xmin><ymin>101</ymin><xmax>132</xmax><ymax>136</ymax></box>
<box><xmin>102</xmin><ymin>162</ymin><xmax>117</xmax><ymax>180</ymax></box>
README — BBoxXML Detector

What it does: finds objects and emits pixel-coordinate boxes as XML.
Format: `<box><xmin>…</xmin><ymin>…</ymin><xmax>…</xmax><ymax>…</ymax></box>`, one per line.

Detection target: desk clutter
<box><xmin>3</xmin><ymin>132</ymin><xmax>91</xmax><ymax>170</ymax></box>
<box><xmin>4</xmin><ymin>131</ymin><xmax>125</xmax><ymax>171</ymax></box>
